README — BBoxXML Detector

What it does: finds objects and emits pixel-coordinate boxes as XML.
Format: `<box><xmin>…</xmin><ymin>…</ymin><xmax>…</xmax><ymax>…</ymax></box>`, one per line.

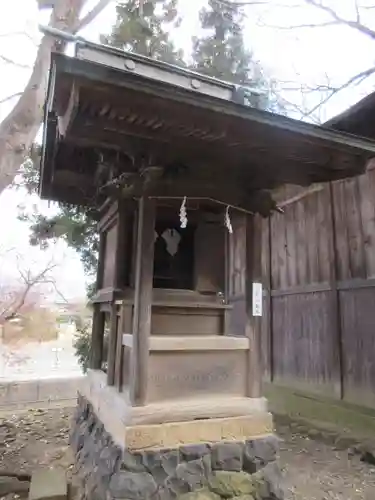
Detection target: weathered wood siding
<box><xmin>263</xmin><ymin>168</ymin><xmax>375</xmax><ymax>407</ymax></box>
<box><xmin>228</xmin><ymin>214</ymin><xmax>247</xmax><ymax>336</ymax></box>
<box><xmin>102</xmin><ymin>223</ymin><xmax>118</xmax><ymax>288</ymax></box>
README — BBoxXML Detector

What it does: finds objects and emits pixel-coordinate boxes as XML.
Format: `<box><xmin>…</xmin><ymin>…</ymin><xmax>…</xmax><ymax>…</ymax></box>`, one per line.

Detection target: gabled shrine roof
<box><xmin>39</xmin><ymin>39</ymin><xmax>375</xmax><ymax>215</ymax></box>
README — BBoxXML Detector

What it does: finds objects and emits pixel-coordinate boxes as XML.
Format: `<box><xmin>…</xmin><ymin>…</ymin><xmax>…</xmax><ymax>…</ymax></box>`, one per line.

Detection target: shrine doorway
<box><xmin>153</xmin><ymin>220</ymin><xmax>195</xmax><ymax>290</ymax></box>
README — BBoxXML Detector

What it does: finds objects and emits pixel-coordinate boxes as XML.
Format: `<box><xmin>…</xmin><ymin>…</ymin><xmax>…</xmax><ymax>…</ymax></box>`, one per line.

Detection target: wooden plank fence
<box><xmin>262</xmin><ymin>168</ymin><xmax>375</xmax><ymax>408</ymax></box>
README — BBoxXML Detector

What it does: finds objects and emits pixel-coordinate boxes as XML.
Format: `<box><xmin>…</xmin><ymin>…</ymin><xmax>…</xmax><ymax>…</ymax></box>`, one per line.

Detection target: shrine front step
<box><xmin>118</xmin><ymin>288</ymin><xmax>232</xmax><ymax>336</ymax></box>
<box><xmin>151</xmin><ymin>304</ymin><xmax>228</xmax><ymax>335</ymax></box>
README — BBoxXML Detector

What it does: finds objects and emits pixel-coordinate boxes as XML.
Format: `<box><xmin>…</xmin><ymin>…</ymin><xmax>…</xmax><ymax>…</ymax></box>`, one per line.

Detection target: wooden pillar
<box><xmin>107</xmin><ymin>202</ymin><xmax>130</xmax><ymax>386</ymax></box>
<box><xmin>90</xmin><ymin>232</ymin><xmax>106</xmax><ymax>369</ymax></box>
<box><xmin>130</xmin><ymin>197</ymin><xmax>156</xmax><ymax>406</ymax></box>
<box><xmin>245</xmin><ymin>214</ymin><xmax>263</xmax><ymax>398</ymax></box>
<box><xmin>224</xmin><ymin>229</ymin><xmax>231</xmax><ymax>335</ymax></box>
<box><xmin>262</xmin><ymin>216</ymin><xmax>273</xmax><ymax>382</ymax></box>
<box><xmin>120</xmin><ymin>304</ymin><xmax>133</xmax><ymax>388</ymax></box>
<box><xmin>90</xmin><ymin>306</ymin><xmax>105</xmax><ymax>370</ymax></box>
<box><xmin>327</xmin><ymin>182</ymin><xmax>344</xmax><ymax>399</ymax></box>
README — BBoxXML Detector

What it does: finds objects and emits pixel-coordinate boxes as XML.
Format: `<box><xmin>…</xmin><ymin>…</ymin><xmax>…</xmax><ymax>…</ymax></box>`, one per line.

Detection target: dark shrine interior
<box><xmin>153</xmin><ymin>220</ymin><xmax>196</xmax><ymax>290</ymax></box>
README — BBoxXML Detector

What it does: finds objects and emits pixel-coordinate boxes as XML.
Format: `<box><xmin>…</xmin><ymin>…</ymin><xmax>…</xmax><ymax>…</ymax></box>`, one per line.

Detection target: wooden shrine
<box><xmin>40</xmin><ymin>40</ymin><xmax>375</xmax><ymax>453</ymax></box>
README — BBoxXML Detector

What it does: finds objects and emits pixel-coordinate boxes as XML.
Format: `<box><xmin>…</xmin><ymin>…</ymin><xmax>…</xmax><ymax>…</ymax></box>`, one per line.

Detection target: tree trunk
<box><xmin>0</xmin><ymin>0</ymin><xmax>86</xmax><ymax>195</ymax></box>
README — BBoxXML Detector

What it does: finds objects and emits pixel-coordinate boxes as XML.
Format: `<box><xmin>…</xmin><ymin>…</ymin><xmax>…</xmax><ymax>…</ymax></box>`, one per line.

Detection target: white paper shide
<box><xmin>252</xmin><ymin>282</ymin><xmax>263</xmax><ymax>317</ymax></box>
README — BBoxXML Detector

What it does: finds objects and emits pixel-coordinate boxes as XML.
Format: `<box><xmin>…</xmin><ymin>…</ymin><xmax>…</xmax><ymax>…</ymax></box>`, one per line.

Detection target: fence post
<box><xmin>327</xmin><ymin>182</ymin><xmax>344</xmax><ymax>400</ymax></box>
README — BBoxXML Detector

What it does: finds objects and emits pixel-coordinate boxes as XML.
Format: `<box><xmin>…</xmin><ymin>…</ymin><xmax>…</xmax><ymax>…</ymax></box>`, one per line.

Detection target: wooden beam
<box><xmin>116</xmin><ymin>303</ymin><xmax>133</xmax><ymax>390</ymax></box>
<box><xmin>130</xmin><ymin>197</ymin><xmax>156</xmax><ymax>406</ymax></box>
<box><xmin>245</xmin><ymin>214</ymin><xmax>263</xmax><ymax>398</ymax></box>
<box><xmin>123</xmin><ymin>334</ymin><xmax>249</xmax><ymax>351</ymax></box>
<box><xmin>97</xmin><ymin>233</ymin><xmax>105</xmax><ymax>291</ymax></box>
<box><xmin>57</xmin><ymin>81</ymin><xmax>79</xmax><ymax>137</ymax></box>
<box><xmin>90</xmin><ymin>232</ymin><xmax>106</xmax><ymax>370</ymax></box>
<box><xmin>263</xmin><ymin>216</ymin><xmax>273</xmax><ymax>383</ymax></box>
<box><xmin>115</xmin><ymin>319</ymin><xmax>124</xmax><ymax>390</ymax></box>
<box><xmin>277</xmin><ymin>184</ymin><xmax>324</xmax><ymax>208</ymax></box>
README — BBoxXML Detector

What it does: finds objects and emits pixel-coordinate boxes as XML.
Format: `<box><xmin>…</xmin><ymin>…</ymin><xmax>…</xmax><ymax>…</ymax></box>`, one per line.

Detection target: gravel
<box><xmin>277</xmin><ymin>425</ymin><xmax>375</xmax><ymax>499</ymax></box>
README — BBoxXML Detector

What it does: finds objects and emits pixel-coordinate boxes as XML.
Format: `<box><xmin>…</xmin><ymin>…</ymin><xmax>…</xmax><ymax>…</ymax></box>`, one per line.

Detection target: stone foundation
<box><xmin>70</xmin><ymin>395</ymin><xmax>284</xmax><ymax>500</ymax></box>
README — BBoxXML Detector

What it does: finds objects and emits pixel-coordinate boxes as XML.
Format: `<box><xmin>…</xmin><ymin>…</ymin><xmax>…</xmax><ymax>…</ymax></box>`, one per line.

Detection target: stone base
<box><xmin>124</xmin><ymin>414</ymin><xmax>273</xmax><ymax>451</ymax></box>
<box><xmin>70</xmin><ymin>395</ymin><xmax>284</xmax><ymax>500</ymax></box>
<box><xmin>81</xmin><ymin>369</ymin><xmax>273</xmax><ymax>450</ymax></box>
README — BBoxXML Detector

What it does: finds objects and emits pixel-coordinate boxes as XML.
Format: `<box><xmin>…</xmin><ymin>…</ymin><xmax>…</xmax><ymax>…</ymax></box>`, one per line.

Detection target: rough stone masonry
<box><xmin>70</xmin><ymin>395</ymin><xmax>284</xmax><ymax>500</ymax></box>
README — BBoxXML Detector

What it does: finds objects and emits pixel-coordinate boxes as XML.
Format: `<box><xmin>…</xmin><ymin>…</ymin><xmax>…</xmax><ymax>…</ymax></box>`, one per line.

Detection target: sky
<box><xmin>0</xmin><ymin>0</ymin><xmax>374</xmax><ymax>301</ymax></box>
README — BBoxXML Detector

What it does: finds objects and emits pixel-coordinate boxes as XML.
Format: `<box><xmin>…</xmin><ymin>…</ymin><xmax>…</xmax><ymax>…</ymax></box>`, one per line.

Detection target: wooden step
<box><xmin>122</xmin><ymin>334</ymin><xmax>249</xmax><ymax>351</ymax></box>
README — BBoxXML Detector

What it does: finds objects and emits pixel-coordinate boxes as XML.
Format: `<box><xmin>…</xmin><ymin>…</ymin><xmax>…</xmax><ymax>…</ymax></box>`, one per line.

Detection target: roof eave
<box><xmin>50</xmin><ymin>51</ymin><xmax>375</xmax><ymax>156</ymax></box>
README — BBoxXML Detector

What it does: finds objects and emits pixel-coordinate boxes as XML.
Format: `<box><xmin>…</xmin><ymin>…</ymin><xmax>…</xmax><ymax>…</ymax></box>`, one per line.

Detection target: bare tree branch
<box><xmin>354</xmin><ymin>0</ymin><xmax>361</xmax><ymax>23</ymax></box>
<box><xmin>258</xmin><ymin>20</ymin><xmax>339</xmax><ymax>29</ymax></box>
<box><xmin>281</xmin><ymin>82</ymin><xmax>337</xmax><ymax>92</ymax></box>
<box><xmin>0</xmin><ymin>0</ymin><xmax>112</xmax><ymax>195</ymax></box>
<box><xmin>0</xmin><ymin>259</ymin><xmax>58</xmax><ymax>323</ymax></box>
<box><xmin>50</xmin><ymin>281</ymin><xmax>69</xmax><ymax>304</ymax></box>
<box><xmin>74</xmin><ymin>0</ymin><xmax>113</xmax><ymax>33</ymax></box>
<box><xmin>277</xmin><ymin>94</ymin><xmax>322</xmax><ymax>124</ymax></box>
<box><xmin>0</xmin><ymin>92</ymin><xmax>23</xmax><ymax>106</ymax></box>
<box><xmin>304</xmin><ymin>0</ymin><xmax>375</xmax><ymax>40</ymax></box>
<box><xmin>0</xmin><ymin>54</ymin><xmax>31</xmax><ymax>68</ymax></box>
<box><xmin>303</xmin><ymin>66</ymin><xmax>375</xmax><ymax>118</ymax></box>
<box><xmin>0</xmin><ymin>31</ymin><xmax>34</xmax><ymax>40</ymax></box>
<box><xmin>211</xmin><ymin>0</ymin><xmax>268</xmax><ymax>8</ymax></box>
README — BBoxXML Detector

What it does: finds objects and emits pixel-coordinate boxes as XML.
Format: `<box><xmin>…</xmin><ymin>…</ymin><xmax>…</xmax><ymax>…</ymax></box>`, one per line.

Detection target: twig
<box><xmin>0</xmin><ymin>92</ymin><xmax>23</xmax><ymax>106</ymax></box>
<box><xmin>74</xmin><ymin>0</ymin><xmax>113</xmax><ymax>33</ymax></box>
<box><xmin>50</xmin><ymin>282</ymin><xmax>69</xmax><ymax>304</ymax></box>
<box><xmin>277</xmin><ymin>94</ymin><xmax>322</xmax><ymax>124</ymax></box>
<box><xmin>354</xmin><ymin>0</ymin><xmax>361</xmax><ymax>23</ymax></box>
<box><xmin>0</xmin><ymin>31</ymin><xmax>36</xmax><ymax>42</ymax></box>
<box><xmin>304</xmin><ymin>0</ymin><xmax>375</xmax><ymax>40</ymax></box>
<box><xmin>258</xmin><ymin>20</ymin><xmax>339</xmax><ymax>29</ymax></box>
<box><xmin>303</xmin><ymin>66</ymin><xmax>375</xmax><ymax>117</ymax></box>
<box><xmin>213</xmin><ymin>0</ymin><xmax>268</xmax><ymax>6</ymax></box>
<box><xmin>1</xmin><ymin>260</ymin><xmax>58</xmax><ymax>323</ymax></box>
<box><xmin>0</xmin><ymin>31</ymin><xmax>39</xmax><ymax>49</ymax></box>
<box><xmin>0</xmin><ymin>54</ymin><xmax>30</xmax><ymax>68</ymax></box>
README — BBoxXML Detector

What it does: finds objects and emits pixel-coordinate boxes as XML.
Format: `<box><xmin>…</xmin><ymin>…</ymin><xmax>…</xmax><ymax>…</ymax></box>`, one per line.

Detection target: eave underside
<box><xmin>40</xmin><ymin>52</ymin><xmax>375</xmax><ymax>215</ymax></box>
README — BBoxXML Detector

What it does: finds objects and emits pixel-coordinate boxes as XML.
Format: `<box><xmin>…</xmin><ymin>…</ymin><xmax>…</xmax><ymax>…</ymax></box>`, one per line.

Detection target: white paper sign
<box><xmin>252</xmin><ymin>282</ymin><xmax>263</xmax><ymax>317</ymax></box>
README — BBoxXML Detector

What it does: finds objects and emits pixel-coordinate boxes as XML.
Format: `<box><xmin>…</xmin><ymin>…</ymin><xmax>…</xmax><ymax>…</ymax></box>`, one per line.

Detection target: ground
<box><xmin>277</xmin><ymin>422</ymin><xmax>375</xmax><ymax>500</ymax></box>
<box><xmin>1</xmin><ymin>408</ymin><xmax>375</xmax><ymax>499</ymax></box>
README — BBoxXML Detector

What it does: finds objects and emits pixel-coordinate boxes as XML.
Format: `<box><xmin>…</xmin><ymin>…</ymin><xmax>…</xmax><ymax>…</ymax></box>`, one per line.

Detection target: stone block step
<box><xmin>29</xmin><ymin>469</ymin><xmax>67</xmax><ymax>500</ymax></box>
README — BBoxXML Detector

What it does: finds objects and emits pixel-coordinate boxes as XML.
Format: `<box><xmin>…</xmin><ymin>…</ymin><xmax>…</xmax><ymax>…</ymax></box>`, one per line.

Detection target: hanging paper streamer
<box><xmin>179</xmin><ymin>196</ymin><xmax>188</xmax><ymax>228</ymax></box>
<box><xmin>225</xmin><ymin>206</ymin><xmax>233</xmax><ymax>234</ymax></box>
